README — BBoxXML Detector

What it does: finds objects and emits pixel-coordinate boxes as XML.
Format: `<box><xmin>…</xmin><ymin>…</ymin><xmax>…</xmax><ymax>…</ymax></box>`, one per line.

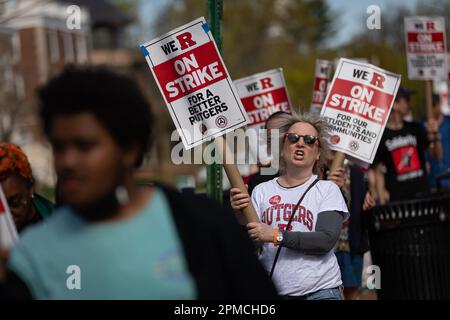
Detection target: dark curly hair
<box><xmin>38</xmin><ymin>67</ymin><xmax>153</xmax><ymax>167</ymax></box>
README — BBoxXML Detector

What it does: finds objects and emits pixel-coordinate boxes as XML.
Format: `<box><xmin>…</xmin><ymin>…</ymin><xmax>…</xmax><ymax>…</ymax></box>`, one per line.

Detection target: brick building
<box><xmin>0</xmin><ymin>0</ymin><xmax>91</xmax><ymax>187</ymax></box>
<box><xmin>2</xmin><ymin>0</ymin><xmax>90</xmax><ymax>134</ymax></box>
<box><xmin>0</xmin><ymin>0</ymin><xmax>186</xmax><ymax>189</ymax></box>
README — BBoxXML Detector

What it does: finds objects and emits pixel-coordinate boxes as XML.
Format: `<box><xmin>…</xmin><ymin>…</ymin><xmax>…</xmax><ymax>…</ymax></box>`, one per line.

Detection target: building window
<box><xmin>15</xmin><ymin>75</ymin><xmax>25</xmax><ymax>100</ymax></box>
<box><xmin>63</xmin><ymin>32</ymin><xmax>74</xmax><ymax>63</ymax></box>
<box><xmin>76</xmin><ymin>34</ymin><xmax>88</xmax><ymax>63</ymax></box>
<box><xmin>12</xmin><ymin>32</ymin><xmax>21</xmax><ymax>64</ymax></box>
<box><xmin>48</xmin><ymin>29</ymin><xmax>59</xmax><ymax>63</ymax></box>
<box><xmin>92</xmin><ymin>27</ymin><xmax>114</xmax><ymax>49</ymax></box>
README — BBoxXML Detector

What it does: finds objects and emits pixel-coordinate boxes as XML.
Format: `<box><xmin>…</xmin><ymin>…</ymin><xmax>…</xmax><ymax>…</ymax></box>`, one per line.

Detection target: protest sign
<box><xmin>333</xmin><ymin>57</ymin><xmax>368</xmax><ymax>71</ymax></box>
<box><xmin>234</xmin><ymin>68</ymin><xmax>293</xmax><ymax>129</ymax></box>
<box><xmin>141</xmin><ymin>17</ymin><xmax>259</xmax><ymax>224</ymax></box>
<box><xmin>233</xmin><ymin>69</ymin><xmax>292</xmax><ymax>168</ymax></box>
<box><xmin>320</xmin><ymin>58</ymin><xmax>401</xmax><ymax>167</ymax></box>
<box><xmin>140</xmin><ymin>17</ymin><xmax>249</xmax><ymax>150</ymax></box>
<box><xmin>310</xmin><ymin>60</ymin><xmax>332</xmax><ymax>114</ymax></box>
<box><xmin>405</xmin><ymin>16</ymin><xmax>447</xmax><ymax>80</ymax></box>
<box><xmin>439</xmin><ymin>53</ymin><xmax>450</xmax><ymax>115</ymax></box>
<box><xmin>437</xmin><ymin>82</ymin><xmax>450</xmax><ymax>115</ymax></box>
<box><xmin>0</xmin><ymin>185</ymin><xmax>18</xmax><ymax>249</ymax></box>
<box><xmin>434</xmin><ymin>54</ymin><xmax>450</xmax><ymax>116</ymax></box>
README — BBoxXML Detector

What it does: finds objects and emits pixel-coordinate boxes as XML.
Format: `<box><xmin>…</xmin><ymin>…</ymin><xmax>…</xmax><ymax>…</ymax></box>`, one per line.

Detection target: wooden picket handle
<box><xmin>425</xmin><ymin>80</ymin><xmax>433</xmax><ymax>121</ymax></box>
<box><xmin>329</xmin><ymin>151</ymin><xmax>346</xmax><ymax>173</ymax></box>
<box><xmin>214</xmin><ymin>135</ymin><xmax>260</xmax><ymax>224</ymax></box>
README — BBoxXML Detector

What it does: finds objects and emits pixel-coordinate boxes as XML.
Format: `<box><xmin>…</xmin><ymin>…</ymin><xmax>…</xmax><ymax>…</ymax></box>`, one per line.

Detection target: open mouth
<box><xmin>294</xmin><ymin>149</ymin><xmax>304</xmax><ymax>160</ymax></box>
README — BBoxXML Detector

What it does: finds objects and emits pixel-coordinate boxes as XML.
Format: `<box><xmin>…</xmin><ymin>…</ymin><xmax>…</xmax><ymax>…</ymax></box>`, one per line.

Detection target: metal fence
<box><xmin>365</xmin><ymin>194</ymin><xmax>450</xmax><ymax>300</ymax></box>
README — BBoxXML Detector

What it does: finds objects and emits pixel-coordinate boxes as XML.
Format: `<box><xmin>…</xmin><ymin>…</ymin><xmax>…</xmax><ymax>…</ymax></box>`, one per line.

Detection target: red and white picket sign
<box><xmin>405</xmin><ymin>16</ymin><xmax>448</xmax><ymax>80</ymax></box>
<box><xmin>443</xmin><ymin>53</ymin><xmax>450</xmax><ymax>115</ymax></box>
<box><xmin>434</xmin><ymin>53</ymin><xmax>450</xmax><ymax>116</ymax></box>
<box><xmin>233</xmin><ymin>68</ymin><xmax>293</xmax><ymax>129</ymax></box>
<box><xmin>310</xmin><ymin>60</ymin><xmax>332</xmax><ymax>114</ymax></box>
<box><xmin>320</xmin><ymin>58</ymin><xmax>401</xmax><ymax>167</ymax></box>
<box><xmin>140</xmin><ymin>17</ymin><xmax>249</xmax><ymax>150</ymax></box>
<box><xmin>232</xmin><ymin>69</ymin><xmax>293</xmax><ymax>166</ymax></box>
<box><xmin>0</xmin><ymin>185</ymin><xmax>18</xmax><ymax>249</ymax></box>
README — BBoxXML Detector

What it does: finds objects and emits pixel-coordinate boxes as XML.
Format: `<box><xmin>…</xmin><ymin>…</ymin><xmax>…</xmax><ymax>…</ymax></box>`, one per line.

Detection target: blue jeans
<box><xmin>306</xmin><ymin>287</ymin><xmax>343</xmax><ymax>300</ymax></box>
<box><xmin>284</xmin><ymin>287</ymin><xmax>344</xmax><ymax>300</ymax></box>
<box><xmin>335</xmin><ymin>252</ymin><xmax>364</xmax><ymax>288</ymax></box>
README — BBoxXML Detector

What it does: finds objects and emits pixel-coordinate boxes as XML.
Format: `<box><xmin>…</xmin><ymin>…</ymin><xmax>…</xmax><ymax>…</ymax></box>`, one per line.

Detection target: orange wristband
<box><xmin>273</xmin><ymin>227</ymin><xmax>278</xmax><ymax>246</ymax></box>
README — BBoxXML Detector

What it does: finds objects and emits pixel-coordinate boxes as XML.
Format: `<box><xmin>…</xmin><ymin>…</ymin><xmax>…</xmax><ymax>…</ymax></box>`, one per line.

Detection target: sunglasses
<box><xmin>285</xmin><ymin>133</ymin><xmax>320</xmax><ymax>146</ymax></box>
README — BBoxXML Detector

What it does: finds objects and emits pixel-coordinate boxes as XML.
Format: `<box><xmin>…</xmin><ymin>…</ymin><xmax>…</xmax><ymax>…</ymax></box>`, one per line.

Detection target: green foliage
<box><xmin>154</xmin><ymin>0</ymin><xmax>336</xmax><ymax>110</ymax></box>
<box><xmin>416</xmin><ymin>0</ymin><xmax>450</xmax><ymax>44</ymax></box>
<box><xmin>152</xmin><ymin>0</ymin><xmax>449</xmax><ymax>119</ymax></box>
<box><xmin>340</xmin><ymin>0</ymin><xmax>450</xmax><ymax>119</ymax></box>
<box><xmin>109</xmin><ymin>0</ymin><xmax>140</xmax><ymax>17</ymax></box>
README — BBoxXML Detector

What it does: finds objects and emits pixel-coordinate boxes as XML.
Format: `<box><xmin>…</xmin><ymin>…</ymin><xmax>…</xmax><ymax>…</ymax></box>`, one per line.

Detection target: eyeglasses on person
<box><xmin>284</xmin><ymin>133</ymin><xmax>320</xmax><ymax>146</ymax></box>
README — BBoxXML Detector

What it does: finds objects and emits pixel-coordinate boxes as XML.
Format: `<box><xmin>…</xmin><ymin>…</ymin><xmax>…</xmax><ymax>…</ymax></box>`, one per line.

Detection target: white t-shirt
<box><xmin>251</xmin><ymin>174</ymin><xmax>349</xmax><ymax>296</ymax></box>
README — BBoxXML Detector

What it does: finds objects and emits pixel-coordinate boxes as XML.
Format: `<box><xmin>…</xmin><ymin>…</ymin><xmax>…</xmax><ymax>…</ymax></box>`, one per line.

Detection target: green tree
<box><xmin>153</xmin><ymin>0</ymin><xmax>337</xmax><ymax>110</ymax></box>
<box><xmin>416</xmin><ymin>0</ymin><xmax>450</xmax><ymax>46</ymax></box>
<box><xmin>339</xmin><ymin>1</ymin><xmax>449</xmax><ymax>119</ymax></box>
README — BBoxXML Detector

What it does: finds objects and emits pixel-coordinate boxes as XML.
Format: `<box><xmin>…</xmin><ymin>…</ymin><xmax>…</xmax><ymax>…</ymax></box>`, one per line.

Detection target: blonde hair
<box><xmin>273</xmin><ymin>112</ymin><xmax>330</xmax><ymax>175</ymax></box>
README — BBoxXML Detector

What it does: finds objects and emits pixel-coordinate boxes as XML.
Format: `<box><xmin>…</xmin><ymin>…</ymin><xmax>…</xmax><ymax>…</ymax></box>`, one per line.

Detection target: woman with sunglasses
<box><xmin>230</xmin><ymin>113</ymin><xmax>349</xmax><ymax>300</ymax></box>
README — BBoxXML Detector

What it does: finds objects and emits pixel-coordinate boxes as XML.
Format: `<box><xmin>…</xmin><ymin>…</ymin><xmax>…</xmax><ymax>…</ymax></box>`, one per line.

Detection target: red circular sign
<box><xmin>215</xmin><ymin>115</ymin><xmax>228</xmax><ymax>128</ymax></box>
<box><xmin>330</xmin><ymin>135</ymin><xmax>340</xmax><ymax>145</ymax></box>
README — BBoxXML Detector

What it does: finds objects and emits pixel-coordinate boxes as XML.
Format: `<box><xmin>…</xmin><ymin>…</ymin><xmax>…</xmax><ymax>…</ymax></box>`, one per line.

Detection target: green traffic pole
<box><xmin>206</xmin><ymin>0</ymin><xmax>223</xmax><ymax>204</ymax></box>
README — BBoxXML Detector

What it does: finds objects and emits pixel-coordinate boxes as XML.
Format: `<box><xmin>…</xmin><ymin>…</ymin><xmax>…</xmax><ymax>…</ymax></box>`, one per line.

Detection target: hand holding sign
<box><xmin>141</xmin><ymin>17</ymin><xmax>259</xmax><ymax>224</ymax></box>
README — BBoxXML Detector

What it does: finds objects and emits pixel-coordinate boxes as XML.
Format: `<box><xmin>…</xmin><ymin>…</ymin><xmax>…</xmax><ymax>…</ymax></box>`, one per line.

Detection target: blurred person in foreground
<box><xmin>370</xmin><ymin>87</ymin><xmax>442</xmax><ymax>204</ymax></box>
<box><xmin>0</xmin><ymin>68</ymin><xmax>276</xmax><ymax>299</ymax></box>
<box><xmin>0</xmin><ymin>143</ymin><xmax>54</xmax><ymax>233</ymax></box>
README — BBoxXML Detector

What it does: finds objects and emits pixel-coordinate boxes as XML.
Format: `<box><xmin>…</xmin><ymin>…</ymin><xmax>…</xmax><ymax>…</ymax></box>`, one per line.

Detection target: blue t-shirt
<box><xmin>8</xmin><ymin>189</ymin><xmax>196</xmax><ymax>299</ymax></box>
<box><xmin>425</xmin><ymin>116</ymin><xmax>450</xmax><ymax>187</ymax></box>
